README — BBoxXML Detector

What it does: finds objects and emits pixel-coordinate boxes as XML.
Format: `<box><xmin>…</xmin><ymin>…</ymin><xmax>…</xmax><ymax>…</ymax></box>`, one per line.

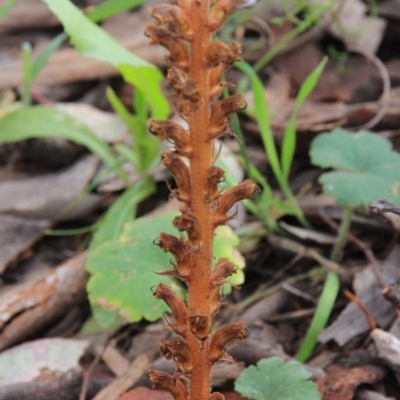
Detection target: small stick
<box><xmin>344</xmin><ymin>289</ymin><xmax>376</xmax><ymax>330</ymax></box>
<box><xmin>369</xmin><ymin>200</ymin><xmax>400</xmax><ymax>217</ymax></box>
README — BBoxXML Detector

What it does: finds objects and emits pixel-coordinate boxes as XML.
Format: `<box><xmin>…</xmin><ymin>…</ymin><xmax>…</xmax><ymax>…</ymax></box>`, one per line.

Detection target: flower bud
<box><xmin>145</xmin><ymin>24</ymin><xmax>189</xmax><ymax>71</ymax></box>
<box><xmin>209</xmin><ymin>95</ymin><xmax>246</xmax><ymax>139</ymax></box>
<box><xmin>153</xmin><ymin>283</ymin><xmax>188</xmax><ymax>338</ymax></box>
<box><xmin>149</xmin><ymin>4</ymin><xmax>193</xmax><ymax>40</ymax></box>
<box><xmin>160</xmin><ymin>339</ymin><xmax>192</xmax><ymax>372</ymax></box>
<box><xmin>209</xmin><ymin>0</ymin><xmax>257</xmax><ymax>32</ymax></box>
<box><xmin>149</xmin><ymin>120</ymin><xmax>192</xmax><ymax>156</ymax></box>
<box><xmin>188</xmin><ymin>309</ymin><xmax>210</xmax><ymax>340</ymax></box>
<box><xmin>148</xmin><ymin>369</ymin><xmax>188</xmax><ymax>400</ymax></box>
<box><xmin>162</xmin><ymin>150</ymin><xmax>191</xmax><ymax>205</ymax></box>
<box><xmin>204</xmin><ymin>166</ymin><xmax>225</xmax><ymax>203</ymax></box>
<box><xmin>210</xmin><ymin>258</ymin><xmax>236</xmax><ymax>317</ymax></box>
<box><xmin>209</xmin><ymin>321</ymin><xmax>248</xmax><ymax>363</ymax></box>
<box><xmin>173</xmin><ymin>212</ymin><xmax>202</xmax><ymax>243</ymax></box>
<box><xmin>206</xmin><ymin>41</ymin><xmax>241</xmax><ymax>67</ymax></box>
<box><xmin>214</xmin><ymin>180</ymin><xmax>257</xmax><ymax>226</ymax></box>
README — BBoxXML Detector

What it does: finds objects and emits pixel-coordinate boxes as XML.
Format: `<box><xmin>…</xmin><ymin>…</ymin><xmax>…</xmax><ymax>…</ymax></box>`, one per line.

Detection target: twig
<box><xmin>344</xmin><ymin>289</ymin><xmax>376</xmax><ymax>330</ymax></box>
<box><xmin>347</xmin><ymin>44</ymin><xmax>390</xmax><ymax>130</ymax></box>
<box><xmin>79</xmin><ymin>324</ymin><xmax>128</xmax><ymax>400</ymax></box>
<box><xmin>369</xmin><ymin>199</ymin><xmax>400</xmax><ymax>217</ymax></box>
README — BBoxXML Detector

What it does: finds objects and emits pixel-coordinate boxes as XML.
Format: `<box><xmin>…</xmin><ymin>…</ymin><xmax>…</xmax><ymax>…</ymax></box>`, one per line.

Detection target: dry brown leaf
<box><xmin>317</xmin><ymin>364</ymin><xmax>386</xmax><ymax>400</ymax></box>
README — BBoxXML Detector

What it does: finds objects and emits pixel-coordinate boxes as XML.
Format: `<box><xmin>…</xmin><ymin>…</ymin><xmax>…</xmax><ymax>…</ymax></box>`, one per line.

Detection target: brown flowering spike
<box><xmin>148</xmin><ymin>370</ymin><xmax>188</xmax><ymax>400</ymax></box>
<box><xmin>188</xmin><ymin>309</ymin><xmax>211</xmax><ymax>341</ymax></box>
<box><xmin>149</xmin><ymin>4</ymin><xmax>193</xmax><ymax>40</ymax></box>
<box><xmin>209</xmin><ymin>321</ymin><xmax>247</xmax><ymax>363</ymax></box>
<box><xmin>149</xmin><ymin>120</ymin><xmax>192</xmax><ymax>156</ymax></box>
<box><xmin>173</xmin><ymin>212</ymin><xmax>202</xmax><ymax>243</ymax></box>
<box><xmin>160</xmin><ymin>339</ymin><xmax>193</xmax><ymax>373</ymax></box>
<box><xmin>204</xmin><ymin>166</ymin><xmax>225</xmax><ymax>203</ymax></box>
<box><xmin>153</xmin><ymin>283</ymin><xmax>188</xmax><ymax>338</ymax></box>
<box><xmin>145</xmin><ymin>24</ymin><xmax>189</xmax><ymax>71</ymax></box>
<box><xmin>206</xmin><ymin>41</ymin><xmax>241</xmax><ymax>67</ymax></box>
<box><xmin>209</xmin><ymin>95</ymin><xmax>246</xmax><ymax>139</ymax></box>
<box><xmin>209</xmin><ymin>0</ymin><xmax>255</xmax><ymax>32</ymax></box>
<box><xmin>147</xmin><ymin>0</ymin><xmax>255</xmax><ymax>394</ymax></box>
<box><xmin>214</xmin><ymin>180</ymin><xmax>257</xmax><ymax>226</ymax></box>
<box><xmin>162</xmin><ymin>150</ymin><xmax>191</xmax><ymax>204</ymax></box>
<box><xmin>209</xmin><ymin>393</ymin><xmax>225</xmax><ymax>400</ymax></box>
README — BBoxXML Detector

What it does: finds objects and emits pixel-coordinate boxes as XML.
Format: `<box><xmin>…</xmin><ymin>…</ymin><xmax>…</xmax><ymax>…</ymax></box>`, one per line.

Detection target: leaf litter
<box><xmin>1</xmin><ymin>0</ymin><xmax>400</xmax><ymax>399</ymax></box>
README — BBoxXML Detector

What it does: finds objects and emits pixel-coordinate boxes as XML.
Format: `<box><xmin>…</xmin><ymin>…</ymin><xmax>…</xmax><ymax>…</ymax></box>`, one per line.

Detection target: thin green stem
<box><xmin>331</xmin><ymin>207</ymin><xmax>353</xmax><ymax>262</ymax></box>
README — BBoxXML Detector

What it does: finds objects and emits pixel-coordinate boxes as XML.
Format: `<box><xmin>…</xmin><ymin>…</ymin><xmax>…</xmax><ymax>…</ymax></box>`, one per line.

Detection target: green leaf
<box><xmin>310</xmin><ymin>128</ymin><xmax>400</xmax><ymax>208</ymax></box>
<box><xmin>40</xmin><ymin>0</ymin><xmax>169</xmax><ymax>119</ymax></box>
<box><xmin>0</xmin><ymin>0</ymin><xmax>17</xmax><ymax>21</ymax></box>
<box><xmin>86</xmin><ymin>0</ymin><xmax>147</xmax><ymax>23</ymax></box>
<box><xmin>235</xmin><ymin>357</ymin><xmax>321</xmax><ymax>400</ymax></box>
<box><xmin>31</xmin><ymin>33</ymin><xmax>66</xmax><ymax>80</ymax></box>
<box><xmin>235</xmin><ymin>62</ymin><xmax>283</xmax><ymax>185</ymax></box>
<box><xmin>281</xmin><ymin>57</ymin><xmax>327</xmax><ymax>179</ymax></box>
<box><xmin>0</xmin><ymin>105</ymin><xmax>127</xmax><ymax>180</ymax></box>
<box><xmin>86</xmin><ymin>211</ymin><xmax>184</xmax><ymax>322</ymax></box>
<box><xmin>214</xmin><ymin>225</ymin><xmax>245</xmax><ymax>293</ymax></box>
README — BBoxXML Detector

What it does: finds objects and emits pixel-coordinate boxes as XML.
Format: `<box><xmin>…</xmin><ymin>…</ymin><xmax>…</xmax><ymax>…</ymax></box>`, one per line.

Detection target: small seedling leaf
<box><xmin>310</xmin><ymin>128</ymin><xmax>400</xmax><ymax>208</ymax></box>
<box><xmin>234</xmin><ymin>357</ymin><xmax>321</xmax><ymax>400</ymax></box>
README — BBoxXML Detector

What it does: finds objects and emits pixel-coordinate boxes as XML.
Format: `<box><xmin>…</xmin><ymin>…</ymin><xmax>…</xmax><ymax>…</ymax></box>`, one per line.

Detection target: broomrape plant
<box><xmin>144</xmin><ymin>0</ymin><xmax>257</xmax><ymax>398</ymax></box>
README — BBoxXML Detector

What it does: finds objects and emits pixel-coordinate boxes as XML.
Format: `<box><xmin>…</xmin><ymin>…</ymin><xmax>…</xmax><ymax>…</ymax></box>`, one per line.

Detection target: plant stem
<box><xmin>331</xmin><ymin>207</ymin><xmax>353</xmax><ymax>262</ymax></box>
<box><xmin>187</xmin><ymin>0</ymin><xmax>213</xmax><ymax>396</ymax></box>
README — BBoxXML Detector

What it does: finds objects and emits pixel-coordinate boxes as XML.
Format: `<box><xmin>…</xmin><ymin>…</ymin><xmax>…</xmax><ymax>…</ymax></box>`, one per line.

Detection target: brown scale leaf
<box><xmin>148</xmin><ymin>370</ymin><xmax>188</xmax><ymax>400</ymax></box>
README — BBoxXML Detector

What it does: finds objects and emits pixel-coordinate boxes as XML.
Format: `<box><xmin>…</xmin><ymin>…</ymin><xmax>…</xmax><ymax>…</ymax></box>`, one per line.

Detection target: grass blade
<box><xmin>281</xmin><ymin>57</ymin><xmax>327</xmax><ymax>179</ymax></box>
<box><xmin>40</xmin><ymin>0</ymin><xmax>169</xmax><ymax>119</ymax></box>
<box><xmin>31</xmin><ymin>33</ymin><xmax>66</xmax><ymax>80</ymax></box>
<box><xmin>0</xmin><ymin>106</ymin><xmax>127</xmax><ymax>180</ymax></box>
<box><xmin>87</xmin><ymin>0</ymin><xmax>147</xmax><ymax>22</ymax></box>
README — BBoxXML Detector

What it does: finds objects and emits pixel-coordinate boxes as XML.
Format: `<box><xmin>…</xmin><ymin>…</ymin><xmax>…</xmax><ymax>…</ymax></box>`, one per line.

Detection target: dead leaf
<box><xmin>0</xmin><ymin>214</ymin><xmax>50</xmax><ymax>274</ymax></box>
<box><xmin>118</xmin><ymin>387</ymin><xmax>172</xmax><ymax>400</ymax></box>
<box><xmin>0</xmin><ymin>338</ymin><xmax>89</xmax><ymax>386</ymax></box>
<box><xmin>317</xmin><ymin>364</ymin><xmax>386</xmax><ymax>400</ymax></box>
<box><xmin>0</xmin><ymin>155</ymin><xmax>98</xmax><ymax>219</ymax></box>
<box><xmin>319</xmin><ymin>246</ymin><xmax>400</xmax><ymax>346</ymax></box>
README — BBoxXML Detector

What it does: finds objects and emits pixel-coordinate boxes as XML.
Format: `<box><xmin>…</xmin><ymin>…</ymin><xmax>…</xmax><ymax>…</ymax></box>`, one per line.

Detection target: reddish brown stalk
<box><xmin>146</xmin><ymin>0</ymin><xmax>255</xmax><ymax>398</ymax></box>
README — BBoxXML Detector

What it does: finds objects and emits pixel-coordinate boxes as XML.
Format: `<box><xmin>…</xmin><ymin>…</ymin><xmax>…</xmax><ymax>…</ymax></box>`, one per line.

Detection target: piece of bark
<box><xmin>0</xmin><ymin>368</ymin><xmax>107</xmax><ymax>400</ymax></box>
<box><xmin>0</xmin><ymin>0</ymin><xmax>59</xmax><ymax>34</ymax></box>
<box><xmin>93</xmin><ymin>353</ymin><xmax>153</xmax><ymax>400</ymax></box>
<box><xmin>0</xmin><ymin>252</ymin><xmax>89</xmax><ymax>351</ymax></box>
<box><xmin>370</xmin><ymin>328</ymin><xmax>400</xmax><ymax>383</ymax></box>
<box><xmin>0</xmin><ymin>214</ymin><xmax>50</xmax><ymax>274</ymax></box>
<box><xmin>0</xmin><ymin>155</ymin><xmax>98</xmax><ymax>219</ymax></box>
<box><xmin>355</xmin><ymin>389</ymin><xmax>395</xmax><ymax>400</ymax></box>
<box><xmin>319</xmin><ymin>246</ymin><xmax>400</xmax><ymax>346</ymax></box>
<box><xmin>118</xmin><ymin>387</ymin><xmax>173</xmax><ymax>400</ymax></box>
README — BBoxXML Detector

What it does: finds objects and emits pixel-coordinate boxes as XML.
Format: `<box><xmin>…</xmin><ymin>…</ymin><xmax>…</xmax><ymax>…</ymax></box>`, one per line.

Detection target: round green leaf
<box><xmin>235</xmin><ymin>357</ymin><xmax>321</xmax><ymax>400</ymax></box>
<box><xmin>310</xmin><ymin>129</ymin><xmax>400</xmax><ymax>208</ymax></box>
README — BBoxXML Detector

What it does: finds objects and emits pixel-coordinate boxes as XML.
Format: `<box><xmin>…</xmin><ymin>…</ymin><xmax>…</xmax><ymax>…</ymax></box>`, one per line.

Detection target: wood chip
<box><xmin>0</xmin><ymin>214</ymin><xmax>50</xmax><ymax>274</ymax></box>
